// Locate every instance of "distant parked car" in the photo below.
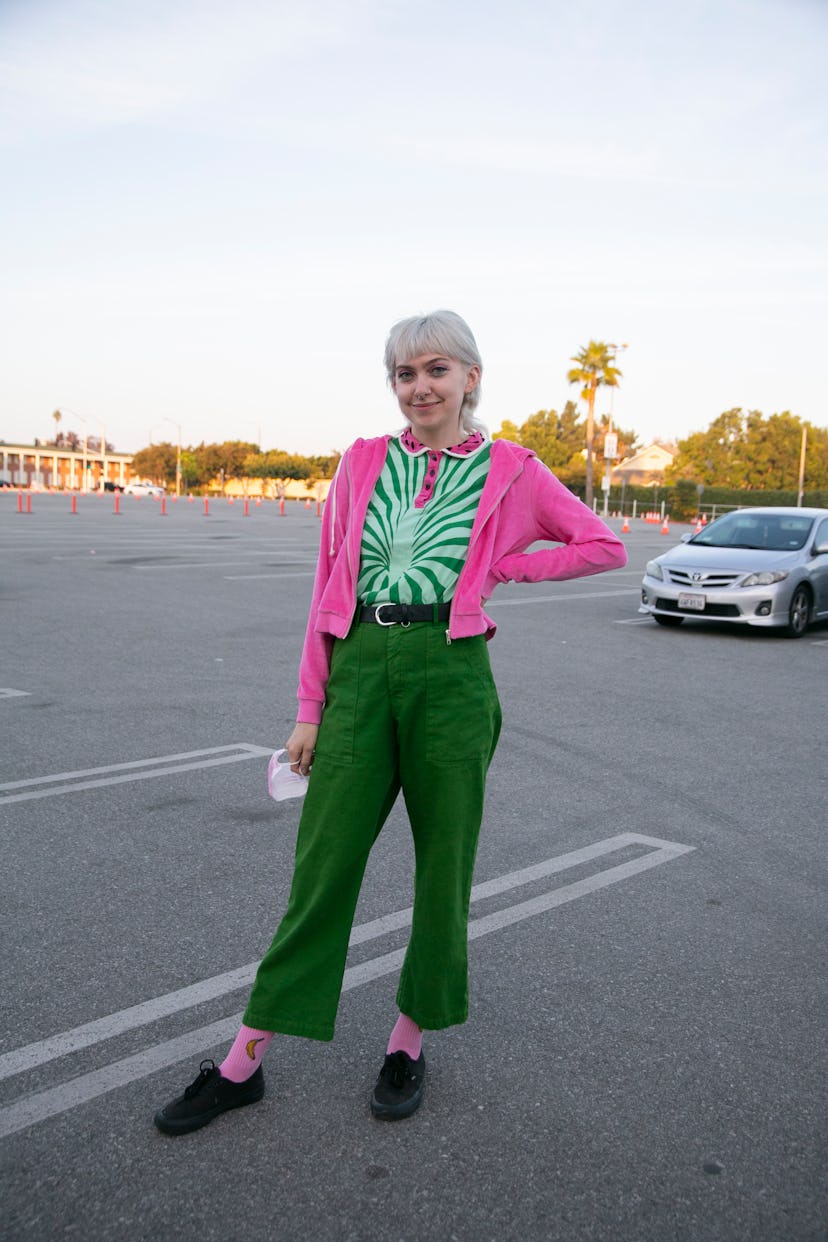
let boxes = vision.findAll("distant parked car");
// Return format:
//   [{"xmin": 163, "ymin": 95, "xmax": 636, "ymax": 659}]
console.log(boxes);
[
  {"xmin": 125, "ymin": 481, "xmax": 165, "ymax": 498},
  {"xmin": 640, "ymin": 507, "xmax": 828, "ymax": 638}
]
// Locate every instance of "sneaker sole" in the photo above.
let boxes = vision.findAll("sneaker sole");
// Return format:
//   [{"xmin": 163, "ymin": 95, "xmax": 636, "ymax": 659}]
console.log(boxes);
[
  {"xmin": 154, "ymin": 1082, "xmax": 265, "ymax": 1136},
  {"xmin": 370, "ymin": 1084, "xmax": 424, "ymax": 1121}
]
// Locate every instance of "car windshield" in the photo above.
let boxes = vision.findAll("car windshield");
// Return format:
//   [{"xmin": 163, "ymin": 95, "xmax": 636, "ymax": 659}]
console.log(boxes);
[{"xmin": 691, "ymin": 512, "xmax": 812, "ymax": 551}]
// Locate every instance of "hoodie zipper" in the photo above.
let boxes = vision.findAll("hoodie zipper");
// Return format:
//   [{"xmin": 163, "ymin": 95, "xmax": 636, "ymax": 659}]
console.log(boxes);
[
  {"xmin": 445, "ymin": 458, "xmax": 525, "ymax": 644},
  {"xmin": 344, "ymin": 453, "xmax": 358, "ymax": 631}
]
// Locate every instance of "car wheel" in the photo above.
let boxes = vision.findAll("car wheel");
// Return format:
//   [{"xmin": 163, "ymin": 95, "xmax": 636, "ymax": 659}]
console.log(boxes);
[
  {"xmin": 654, "ymin": 614, "xmax": 684, "ymax": 627},
  {"xmin": 785, "ymin": 585, "xmax": 811, "ymax": 638}
]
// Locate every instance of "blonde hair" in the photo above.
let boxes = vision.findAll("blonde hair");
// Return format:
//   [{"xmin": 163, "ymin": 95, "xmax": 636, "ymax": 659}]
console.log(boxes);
[{"xmin": 384, "ymin": 309, "xmax": 486, "ymax": 434}]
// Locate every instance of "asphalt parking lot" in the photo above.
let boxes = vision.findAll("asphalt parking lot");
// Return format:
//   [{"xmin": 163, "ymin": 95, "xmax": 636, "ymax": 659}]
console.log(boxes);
[{"xmin": 1, "ymin": 491, "xmax": 826, "ymax": 1242}]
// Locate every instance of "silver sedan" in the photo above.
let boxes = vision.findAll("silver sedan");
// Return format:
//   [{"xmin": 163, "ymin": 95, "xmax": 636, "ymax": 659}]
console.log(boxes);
[{"xmin": 639, "ymin": 507, "xmax": 828, "ymax": 637}]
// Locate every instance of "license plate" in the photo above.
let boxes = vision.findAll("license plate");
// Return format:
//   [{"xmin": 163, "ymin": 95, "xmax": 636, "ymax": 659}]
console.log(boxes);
[{"xmin": 678, "ymin": 592, "xmax": 706, "ymax": 611}]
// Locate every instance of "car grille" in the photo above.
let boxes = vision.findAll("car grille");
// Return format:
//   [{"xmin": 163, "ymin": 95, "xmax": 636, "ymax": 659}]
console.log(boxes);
[
  {"xmin": 666, "ymin": 568, "xmax": 742, "ymax": 588},
  {"xmin": 656, "ymin": 597, "xmax": 741, "ymax": 618}
]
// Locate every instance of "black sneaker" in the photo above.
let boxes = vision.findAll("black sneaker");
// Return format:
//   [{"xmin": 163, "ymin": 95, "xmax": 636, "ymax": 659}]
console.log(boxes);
[
  {"xmin": 370, "ymin": 1050, "xmax": 426, "ymax": 1120},
  {"xmin": 154, "ymin": 1059, "xmax": 265, "ymax": 1135}
]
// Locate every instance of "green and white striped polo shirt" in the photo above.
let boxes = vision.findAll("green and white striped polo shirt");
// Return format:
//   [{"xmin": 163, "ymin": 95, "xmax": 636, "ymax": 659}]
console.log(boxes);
[{"xmin": 356, "ymin": 430, "xmax": 491, "ymax": 606}]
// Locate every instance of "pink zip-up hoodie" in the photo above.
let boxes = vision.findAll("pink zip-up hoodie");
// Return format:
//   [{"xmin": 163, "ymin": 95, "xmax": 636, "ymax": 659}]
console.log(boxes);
[{"xmin": 296, "ymin": 436, "xmax": 627, "ymax": 723}]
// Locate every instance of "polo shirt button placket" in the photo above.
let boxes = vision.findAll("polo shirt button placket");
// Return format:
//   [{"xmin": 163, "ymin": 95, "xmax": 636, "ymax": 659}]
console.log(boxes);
[{"xmin": 415, "ymin": 451, "xmax": 442, "ymax": 508}]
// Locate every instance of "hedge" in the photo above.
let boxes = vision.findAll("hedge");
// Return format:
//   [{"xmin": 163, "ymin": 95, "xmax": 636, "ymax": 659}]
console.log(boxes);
[{"xmin": 576, "ymin": 479, "xmax": 828, "ymax": 520}]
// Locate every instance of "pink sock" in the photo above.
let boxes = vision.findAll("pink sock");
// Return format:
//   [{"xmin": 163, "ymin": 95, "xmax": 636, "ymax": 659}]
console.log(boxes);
[
  {"xmin": 386, "ymin": 1013, "xmax": 423, "ymax": 1061},
  {"xmin": 219, "ymin": 1024, "xmax": 274, "ymax": 1083}
]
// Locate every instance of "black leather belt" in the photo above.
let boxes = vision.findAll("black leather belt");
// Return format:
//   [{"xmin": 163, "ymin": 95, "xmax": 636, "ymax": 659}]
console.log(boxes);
[{"xmin": 359, "ymin": 602, "xmax": 451, "ymax": 626}]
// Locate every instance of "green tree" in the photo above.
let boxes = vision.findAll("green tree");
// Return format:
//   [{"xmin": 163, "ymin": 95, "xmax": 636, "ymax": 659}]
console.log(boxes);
[
  {"xmin": 243, "ymin": 450, "xmax": 313, "ymax": 497},
  {"xmin": 667, "ymin": 409, "xmax": 746, "ymax": 487},
  {"xmin": 669, "ymin": 409, "xmax": 828, "ymax": 492},
  {"xmin": 192, "ymin": 441, "xmax": 259, "ymax": 492},
  {"xmin": 804, "ymin": 423, "xmax": 828, "ymax": 489},
  {"xmin": 192, "ymin": 443, "xmax": 224, "ymax": 486},
  {"xmin": 556, "ymin": 400, "xmax": 586, "ymax": 454},
  {"xmin": 492, "ymin": 419, "xmax": 521, "ymax": 442},
  {"xmin": 555, "ymin": 452, "xmax": 589, "ymax": 491},
  {"xmin": 743, "ymin": 410, "xmax": 828, "ymax": 489},
  {"xmin": 51, "ymin": 409, "xmax": 62, "ymax": 444},
  {"xmin": 131, "ymin": 442, "xmax": 179, "ymax": 485},
  {"xmin": 217, "ymin": 440, "xmax": 260, "ymax": 479},
  {"xmin": 179, "ymin": 450, "xmax": 202, "ymax": 490},
  {"xmin": 516, "ymin": 411, "xmax": 573, "ymax": 467},
  {"xmin": 567, "ymin": 342, "xmax": 623, "ymax": 507},
  {"xmin": 492, "ymin": 402, "xmax": 593, "ymax": 473},
  {"xmin": 307, "ymin": 451, "xmax": 342, "ymax": 478}
]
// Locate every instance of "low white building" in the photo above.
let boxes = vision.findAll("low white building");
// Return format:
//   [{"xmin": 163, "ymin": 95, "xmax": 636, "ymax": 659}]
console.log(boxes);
[
  {"xmin": 0, "ymin": 442, "xmax": 133, "ymax": 490},
  {"xmin": 611, "ymin": 441, "xmax": 676, "ymax": 486}
]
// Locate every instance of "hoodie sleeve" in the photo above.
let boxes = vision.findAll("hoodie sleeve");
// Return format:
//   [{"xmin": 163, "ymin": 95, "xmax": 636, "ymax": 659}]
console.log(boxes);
[
  {"xmin": 489, "ymin": 456, "xmax": 627, "ymax": 584},
  {"xmin": 295, "ymin": 452, "xmax": 349, "ymax": 723}
]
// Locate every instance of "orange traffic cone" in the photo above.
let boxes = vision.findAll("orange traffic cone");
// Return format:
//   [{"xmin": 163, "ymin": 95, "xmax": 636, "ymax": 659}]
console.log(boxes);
[
  {"xmin": 661, "ymin": 517, "xmax": 670, "ymax": 535},
  {"xmin": 701, "ymin": 513, "xmax": 707, "ymax": 525},
  {"xmin": 306, "ymin": 498, "xmax": 311, "ymax": 509},
  {"xmin": 622, "ymin": 516, "xmax": 630, "ymax": 533},
  {"xmin": 694, "ymin": 518, "xmax": 703, "ymax": 533}
]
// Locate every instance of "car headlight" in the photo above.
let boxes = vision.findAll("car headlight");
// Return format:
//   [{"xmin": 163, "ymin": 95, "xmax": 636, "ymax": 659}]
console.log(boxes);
[
  {"xmin": 740, "ymin": 570, "xmax": 789, "ymax": 587},
  {"xmin": 645, "ymin": 560, "xmax": 664, "ymax": 581}
]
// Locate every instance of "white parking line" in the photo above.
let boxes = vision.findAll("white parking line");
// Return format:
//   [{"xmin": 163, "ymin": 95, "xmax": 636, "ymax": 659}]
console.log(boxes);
[
  {"xmin": 0, "ymin": 688, "xmax": 31, "ymax": 699},
  {"xmin": 0, "ymin": 833, "xmax": 666, "ymax": 1078},
  {"xmin": 0, "ymin": 832, "xmax": 694, "ymax": 1138},
  {"xmin": 488, "ymin": 589, "xmax": 637, "ymax": 607},
  {"xmin": 224, "ymin": 571, "xmax": 317, "ymax": 581},
  {"xmin": 131, "ymin": 561, "xmax": 267, "ymax": 571},
  {"xmin": 0, "ymin": 744, "xmax": 272, "ymax": 805},
  {"xmin": 46, "ymin": 539, "xmax": 312, "ymax": 559}
]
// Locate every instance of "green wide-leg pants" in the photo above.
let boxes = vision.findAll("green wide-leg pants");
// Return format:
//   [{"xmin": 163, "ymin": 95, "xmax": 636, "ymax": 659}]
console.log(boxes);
[{"xmin": 243, "ymin": 620, "xmax": 502, "ymax": 1041}]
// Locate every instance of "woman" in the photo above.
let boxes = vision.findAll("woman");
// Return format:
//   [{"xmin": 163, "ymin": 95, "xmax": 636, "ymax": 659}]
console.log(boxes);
[{"xmin": 154, "ymin": 310, "xmax": 627, "ymax": 1134}]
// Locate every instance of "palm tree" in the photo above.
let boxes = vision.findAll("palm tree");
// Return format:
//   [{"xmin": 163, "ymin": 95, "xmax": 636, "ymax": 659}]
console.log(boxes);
[
  {"xmin": 567, "ymin": 342, "xmax": 623, "ymax": 508},
  {"xmin": 51, "ymin": 409, "xmax": 62, "ymax": 444}
]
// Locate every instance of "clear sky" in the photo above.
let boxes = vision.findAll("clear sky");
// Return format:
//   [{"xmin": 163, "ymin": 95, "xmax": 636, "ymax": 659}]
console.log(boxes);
[{"xmin": 1, "ymin": 0, "xmax": 826, "ymax": 457}]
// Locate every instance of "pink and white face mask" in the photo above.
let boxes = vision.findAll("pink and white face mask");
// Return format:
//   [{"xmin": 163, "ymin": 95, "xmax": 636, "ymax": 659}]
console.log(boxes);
[{"xmin": 267, "ymin": 749, "xmax": 309, "ymax": 802}]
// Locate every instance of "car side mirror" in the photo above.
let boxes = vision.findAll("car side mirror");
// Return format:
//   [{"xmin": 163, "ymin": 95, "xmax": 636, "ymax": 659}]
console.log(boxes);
[
  {"xmin": 680, "ymin": 533, "xmax": 692, "ymax": 543},
  {"xmin": 812, "ymin": 540, "xmax": 828, "ymax": 556}
]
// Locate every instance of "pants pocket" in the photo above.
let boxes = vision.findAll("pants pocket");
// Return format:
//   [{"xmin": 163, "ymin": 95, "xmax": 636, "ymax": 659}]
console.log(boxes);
[
  {"xmin": 424, "ymin": 631, "xmax": 501, "ymax": 767},
  {"xmin": 313, "ymin": 631, "xmax": 360, "ymax": 765}
]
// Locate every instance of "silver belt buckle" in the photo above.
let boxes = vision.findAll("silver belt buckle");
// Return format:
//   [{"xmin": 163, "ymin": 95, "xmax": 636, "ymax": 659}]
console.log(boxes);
[{"xmin": 374, "ymin": 603, "xmax": 398, "ymax": 627}]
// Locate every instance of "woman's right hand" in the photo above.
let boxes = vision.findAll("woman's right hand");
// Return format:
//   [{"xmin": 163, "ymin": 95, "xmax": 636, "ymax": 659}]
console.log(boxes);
[{"xmin": 285, "ymin": 722, "xmax": 319, "ymax": 777}]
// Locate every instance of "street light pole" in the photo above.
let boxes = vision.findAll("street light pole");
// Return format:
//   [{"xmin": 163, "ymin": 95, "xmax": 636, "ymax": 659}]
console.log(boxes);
[
  {"xmin": 602, "ymin": 344, "xmax": 628, "ymax": 517},
  {"xmin": 797, "ymin": 425, "xmax": 807, "ymax": 507}
]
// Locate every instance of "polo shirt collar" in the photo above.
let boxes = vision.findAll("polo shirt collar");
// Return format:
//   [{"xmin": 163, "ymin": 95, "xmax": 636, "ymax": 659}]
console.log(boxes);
[{"xmin": 398, "ymin": 426, "xmax": 487, "ymax": 459}]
